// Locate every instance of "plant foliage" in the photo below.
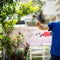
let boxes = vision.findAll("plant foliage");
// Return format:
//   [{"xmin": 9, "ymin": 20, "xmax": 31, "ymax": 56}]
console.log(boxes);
[{"xmin": 0, "ymin": 0, "xmax": 39, "ymax": 60}]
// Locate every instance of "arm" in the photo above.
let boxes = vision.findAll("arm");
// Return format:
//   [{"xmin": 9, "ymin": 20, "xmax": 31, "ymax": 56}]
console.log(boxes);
[{"xmin": 36, "ymin": 21, "xmax": 49, "ymax": 30}]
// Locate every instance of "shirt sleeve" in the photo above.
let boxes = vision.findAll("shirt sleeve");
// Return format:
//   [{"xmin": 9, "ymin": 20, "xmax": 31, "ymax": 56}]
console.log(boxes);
[{"xmin": 48, "ymin": 22, "xmax": 56, "ymax": 31}]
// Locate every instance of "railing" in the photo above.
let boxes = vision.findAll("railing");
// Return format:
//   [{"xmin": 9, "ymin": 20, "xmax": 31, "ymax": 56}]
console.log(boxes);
[{"xmin": 29, "ymin": 45, "xmax": 51, "ymax": 60}]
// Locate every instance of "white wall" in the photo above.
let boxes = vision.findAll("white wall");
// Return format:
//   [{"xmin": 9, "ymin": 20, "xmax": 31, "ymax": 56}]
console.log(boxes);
[
  {"xmin": 56, "ymin": 15, "xmax": 60, "ymax": 21},
  {"xmin": 42, "ymin": 1, "xmax": 56, "ymax": 16}
]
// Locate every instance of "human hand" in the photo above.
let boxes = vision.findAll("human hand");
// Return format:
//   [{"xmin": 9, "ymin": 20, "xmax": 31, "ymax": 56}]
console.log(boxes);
[{"xmin": 35, "ymin": 21, "xmax": 41, "ymax": 26}]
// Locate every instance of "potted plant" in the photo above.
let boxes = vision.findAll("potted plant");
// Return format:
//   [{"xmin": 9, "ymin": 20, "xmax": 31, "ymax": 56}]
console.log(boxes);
[
  {"xmin": 16, "ymin": 48, "xmax": 24, "ymax": 56},
  {"xmin": 11, "ymin": 47, "xmax": 25, "ymax": 60}
]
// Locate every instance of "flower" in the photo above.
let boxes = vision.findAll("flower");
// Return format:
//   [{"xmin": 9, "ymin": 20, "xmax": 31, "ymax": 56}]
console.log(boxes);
[{"xmin": 14, "ymin": 37, "xmax": 18, "ymax": 41}]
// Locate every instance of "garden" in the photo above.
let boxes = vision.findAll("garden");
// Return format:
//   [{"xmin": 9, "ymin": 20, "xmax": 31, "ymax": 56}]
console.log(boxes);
[{"xmin": 0, "ymin": 0, "xmax": 50, "ymax": 60}]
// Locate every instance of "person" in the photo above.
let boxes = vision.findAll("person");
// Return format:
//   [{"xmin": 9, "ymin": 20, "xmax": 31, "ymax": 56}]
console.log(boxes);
[{"xmin": 36, "ymin": 18, "xmax": 60, "ymax": 60}]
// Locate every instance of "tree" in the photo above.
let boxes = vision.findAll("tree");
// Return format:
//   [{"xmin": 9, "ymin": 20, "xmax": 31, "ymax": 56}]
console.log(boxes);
[
  {"xmin": 0, "ymin": 0, "xmax": 13, "ymax": 13},
  {"xmin": 0, "ymin": 0, "xmax": 39, "ymax": 60}
]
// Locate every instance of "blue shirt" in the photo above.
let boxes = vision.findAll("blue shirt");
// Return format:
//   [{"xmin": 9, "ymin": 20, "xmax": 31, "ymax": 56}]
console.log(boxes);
[{"xmin": 48, "ymin": 22, "xmax": 60, "ymax": 56}]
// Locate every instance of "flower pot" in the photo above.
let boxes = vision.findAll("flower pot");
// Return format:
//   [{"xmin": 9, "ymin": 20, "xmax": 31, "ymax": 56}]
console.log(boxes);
[{"xmin": 11, "ymin": 53, "xmax": 25, "ymax": 60}]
